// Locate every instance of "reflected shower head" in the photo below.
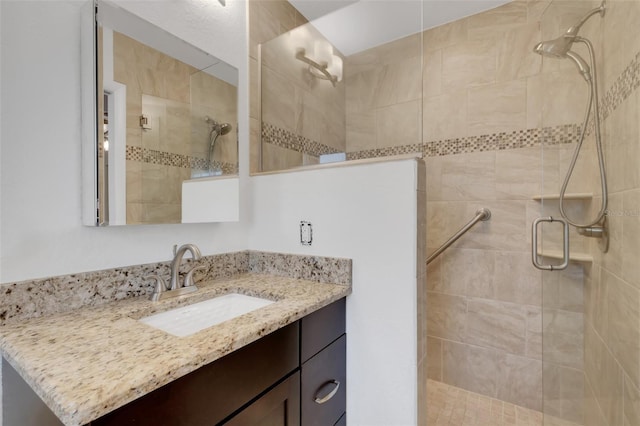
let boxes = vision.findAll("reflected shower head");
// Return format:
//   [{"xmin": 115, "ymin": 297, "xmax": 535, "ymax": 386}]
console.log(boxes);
[
  {"xmin": 218, "ymin": 123, "xmax": 232, "ymax": 135},
  {"xmin": 205, "ymin": 117, "xmax": 233, "ymax": 136}
]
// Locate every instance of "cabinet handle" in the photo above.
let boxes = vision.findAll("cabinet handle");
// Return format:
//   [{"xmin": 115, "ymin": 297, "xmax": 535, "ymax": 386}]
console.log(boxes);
[{"xmin": 314, "ymin": 380, "xmax": 340, "ymax": 404}]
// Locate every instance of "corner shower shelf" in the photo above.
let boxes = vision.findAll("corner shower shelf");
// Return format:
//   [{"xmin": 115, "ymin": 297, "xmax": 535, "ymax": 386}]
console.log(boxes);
[
  {"xmin": 532, "ymin": 193, "xmax": 593, "ymax": 201},
  {"xmin": 536, "ymin": 249, "xmax": 593, "ymax": 263}
]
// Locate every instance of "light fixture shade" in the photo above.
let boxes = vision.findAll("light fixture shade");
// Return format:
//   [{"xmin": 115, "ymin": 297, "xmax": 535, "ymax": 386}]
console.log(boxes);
[
  {"xmin": 313, "ymin": 40, "xmax": 332, "ymax": 64},
  {"xmin": 329, "ymin": 55, "xmax": 343, "ymax": 82}
]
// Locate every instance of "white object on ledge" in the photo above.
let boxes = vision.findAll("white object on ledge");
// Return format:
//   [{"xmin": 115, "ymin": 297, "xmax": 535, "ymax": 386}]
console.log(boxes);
[
  {"xmin": 182, "ymin": 176, "xmax": 239, "ymax": 223},
  {"xmin": 319, "ymin": 152, "xmax": 346, "ymax": 164}
]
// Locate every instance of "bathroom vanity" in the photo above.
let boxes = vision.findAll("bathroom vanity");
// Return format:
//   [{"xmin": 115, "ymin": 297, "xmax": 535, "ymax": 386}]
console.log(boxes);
[
  {"xmin": 92, "ymin": 299, "xmax": 346, "ymax": 425},
  {"xmin": 0, "ymin": 274, "xmax": 350, "ymax": 426}
]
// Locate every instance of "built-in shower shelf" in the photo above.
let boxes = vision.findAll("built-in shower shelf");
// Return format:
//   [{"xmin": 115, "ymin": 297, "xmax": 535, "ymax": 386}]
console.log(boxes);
[
  {"xmin": 532, "ymin": 193, "xmax": 593, "ymax": 201},
  {"xmin": 536, "ymin": 250, "xmax": 593, "ymax": 263}
]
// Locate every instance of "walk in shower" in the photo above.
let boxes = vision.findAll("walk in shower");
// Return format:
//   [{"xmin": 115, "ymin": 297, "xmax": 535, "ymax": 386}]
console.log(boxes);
[
  {"xmin": 536, "ymin": 1, "xmax": 640, "ymax": 425},
  {"xmin": 250, "ymin": 0, "xmax": 640, "ymax": 424}
]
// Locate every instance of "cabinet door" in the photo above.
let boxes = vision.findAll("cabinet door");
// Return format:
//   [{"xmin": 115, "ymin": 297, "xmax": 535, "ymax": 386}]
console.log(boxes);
[
  {"xmin": 223, "ymin": 372, "xmax": 300, "ymax": 426},
  {"xmin": 92, "ymin": 323, "xmax": 299, "ymax": 426},
  {"xmin": 301, "ymin": 334, "xmax": 346, "ymax": 426}
]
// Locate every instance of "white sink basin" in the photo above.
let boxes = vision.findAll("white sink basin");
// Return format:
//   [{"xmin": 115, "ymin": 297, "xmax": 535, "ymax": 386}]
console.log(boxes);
[{"xmin": 139, "ymin": 293, "xmax": 275, "ymax": 337}]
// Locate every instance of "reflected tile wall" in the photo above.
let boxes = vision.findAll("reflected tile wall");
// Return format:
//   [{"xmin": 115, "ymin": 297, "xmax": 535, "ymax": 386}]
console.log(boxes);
[{"xmin": 114, "ymin": 32, "xmax": 237, "ymax": 224}]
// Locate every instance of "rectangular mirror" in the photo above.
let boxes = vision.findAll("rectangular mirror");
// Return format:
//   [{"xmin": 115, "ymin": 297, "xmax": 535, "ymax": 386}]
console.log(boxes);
[{"xmin": 83, "ymin": 0, "xmax": 239, "ymax": 226}]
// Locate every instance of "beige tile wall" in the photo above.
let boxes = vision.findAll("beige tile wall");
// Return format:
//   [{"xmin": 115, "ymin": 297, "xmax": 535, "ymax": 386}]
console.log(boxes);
[
  {"xmin": 346, "ymin": 34, "xmax": 423, "ymax": 151},
  {"xmin": 341, "ymin": 0, "xmax": 616, "ymax": 417},
  {"xmin": 580, "ymin": 1, "xmax": 640, "ymax": 425},
  {"xmin": 420, "ymin": 2, "xmax": 551, "ymax": 413}
]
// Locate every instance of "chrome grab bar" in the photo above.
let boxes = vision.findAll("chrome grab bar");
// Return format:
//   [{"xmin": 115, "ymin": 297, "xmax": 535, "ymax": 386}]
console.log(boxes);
[{"xmin": 426, "ymin": 208, "xmax": 491, "ymax": 265}]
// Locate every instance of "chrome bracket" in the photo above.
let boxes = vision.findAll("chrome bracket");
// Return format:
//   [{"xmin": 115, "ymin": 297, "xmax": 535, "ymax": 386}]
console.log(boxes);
[
  {"xmin": 577, "ymin": 216, "xmax": 609, "ymax": 253},
  {"xmin": 532, "ymin": 216, "xmax": 570, "ymax": 271}
]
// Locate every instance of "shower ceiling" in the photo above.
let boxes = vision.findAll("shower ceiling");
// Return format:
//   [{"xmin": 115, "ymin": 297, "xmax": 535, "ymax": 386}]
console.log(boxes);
[{"xmin": 288, "ymin": 0, "xmax": 513, "ymax": 55}]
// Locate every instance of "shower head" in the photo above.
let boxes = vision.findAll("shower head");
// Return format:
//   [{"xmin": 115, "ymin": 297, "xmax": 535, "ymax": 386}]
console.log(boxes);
[
  {"xmin": 533, "ymin": 2, "xmax": 604, "ymax": 81},
  {"xmin": 533, "ymin": 1, "xmax": 605, "ymax": 57},
  {"xmin": 205, "ymin": 117, "xmax": 233, "ymax": 136},
  {"xmin": 533, "ymin": 37, "xmax": 592, "ymax": 81},
  {"xmin": 533, "ymin": 36, "xmax": 574, "ymax": 58}
]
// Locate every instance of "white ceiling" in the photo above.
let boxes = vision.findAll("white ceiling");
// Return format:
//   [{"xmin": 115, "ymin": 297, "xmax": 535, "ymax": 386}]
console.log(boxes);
[{"xmin": 288, "ymin": 0, "xmax": 513, "ymax": 56}]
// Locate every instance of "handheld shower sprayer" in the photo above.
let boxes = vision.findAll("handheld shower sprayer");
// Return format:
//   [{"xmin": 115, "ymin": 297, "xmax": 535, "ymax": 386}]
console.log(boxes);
[
  {"xmin": 532, "ymin": 1, "xmax": 608, "ymax": 242},
  {"xmin": 205, "ymin": 117, "xmax": 233, "ymax": 173}
]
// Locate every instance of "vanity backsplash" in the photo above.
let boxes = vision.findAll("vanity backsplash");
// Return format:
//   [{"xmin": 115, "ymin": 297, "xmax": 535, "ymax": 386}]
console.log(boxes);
[{"xmin": 0, "ymin": 251, "xmax": 352, "ymax": 326}]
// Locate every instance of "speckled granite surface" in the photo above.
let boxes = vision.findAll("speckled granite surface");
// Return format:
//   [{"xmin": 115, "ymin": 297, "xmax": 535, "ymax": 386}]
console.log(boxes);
[
  {"xmin": 0, "ymin": 251, "xmax": 351, "ymax": 326},
  {"xmin": 0, "ymin": 273, "xmax": 351, "ymax": 426},
  {"xmin": 248, "ymin": 251, "xmax": 352, "ymax": 285}
]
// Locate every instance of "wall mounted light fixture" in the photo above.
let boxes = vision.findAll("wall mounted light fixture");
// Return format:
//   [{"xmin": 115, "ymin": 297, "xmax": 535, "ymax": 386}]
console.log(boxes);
[{"xmin": 295, "ymin": 44, "xmax": 343, "ymax": 87}]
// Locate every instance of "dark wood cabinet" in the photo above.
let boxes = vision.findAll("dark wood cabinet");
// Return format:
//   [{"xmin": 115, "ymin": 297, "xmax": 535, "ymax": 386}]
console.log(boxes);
[
  {"xmin": 300, "ymin": 298, "xmax": 346, "ymax": 363},
  {"xmin": 224, "ymin": 372, "xmax": 300, "ymax": 426},
  {"xmin": 301, "ymin": 335, "xmax": 346, "ymax": 426},
  {"xmin": 6, "ymin": 298, "xmax": 347, "ymax": 426},
  {"xmin": 92, "ymin": 323, "xmax": 300, "ymax": 426}
]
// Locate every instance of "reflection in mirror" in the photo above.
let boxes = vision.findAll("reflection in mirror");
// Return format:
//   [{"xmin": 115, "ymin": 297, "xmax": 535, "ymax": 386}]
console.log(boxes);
[
  {"xmin": 256, "ymin": 1, "xmax": 425, "ymax": 173},
  {"xmin": 92, "ymin": 1, "xmax": 238, "ymax": 226},
  {"xmin": 260, "ymin": 23, "xmax": 346, "ymax": 172}
]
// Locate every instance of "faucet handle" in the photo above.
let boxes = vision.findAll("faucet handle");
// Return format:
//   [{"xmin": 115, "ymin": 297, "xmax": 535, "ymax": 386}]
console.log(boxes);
[
  {"xmin": 145, "ymin": 274, "xmax": 168, "ymax": 301},
  {"xmin": 184, "ymin": 266, "xmax": 206, "ymax": 288}
]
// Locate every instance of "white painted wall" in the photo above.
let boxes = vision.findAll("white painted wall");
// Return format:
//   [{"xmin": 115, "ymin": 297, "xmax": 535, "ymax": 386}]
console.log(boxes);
[
  {"xmin": 0, "ymin": 0, "xmax": 249, "ymax": 283},
  {"xmin": 1, "ymin": 2, "xmax": 421, "ymax": 424},
  {"xmin": 249, "ymin": 159, "xmax": 420, "ymax": 425}
]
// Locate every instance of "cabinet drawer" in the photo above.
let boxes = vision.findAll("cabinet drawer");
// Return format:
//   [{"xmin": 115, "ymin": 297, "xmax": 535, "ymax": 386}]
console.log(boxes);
[
  {"xmin": 301, "ymin": 334, "xmax": 346, "ymax": 426},
  {"xmin": 301, "ymin": 298, "xmax": 345, "ymax": 362}
]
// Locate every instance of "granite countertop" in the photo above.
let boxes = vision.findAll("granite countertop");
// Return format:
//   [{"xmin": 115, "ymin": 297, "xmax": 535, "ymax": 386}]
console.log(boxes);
[{"xmin": 0, "ymin": 273, "xmax": 351, "ymax": 426}]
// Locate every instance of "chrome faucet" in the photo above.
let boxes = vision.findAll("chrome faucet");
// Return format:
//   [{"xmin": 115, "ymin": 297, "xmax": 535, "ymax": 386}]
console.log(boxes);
[{"xmin": 169, "ymin": 244, "xmax": 202, "ymax": 290}]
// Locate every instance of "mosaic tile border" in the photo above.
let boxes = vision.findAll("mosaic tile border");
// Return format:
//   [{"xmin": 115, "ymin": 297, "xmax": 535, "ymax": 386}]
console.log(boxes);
[
  {"xmin": 0, "ymin": 251, "xmax": 352, "ymax": 326},
  {"xmin": 601, "ymin": 50, "xmax": 640, "ymax": 122},
  {"xmin": 262, "ymin": 122, "xmax": 342, "ymax": 157},
  {"xmin": 348, "ymin": 49, "xmax": 640, "ymax": 161},
  {"xmin": 126, "ymin": 145, "xmax": 239, "ymax": 175},
  {"xmin": 346, "ymin": 124, "xmax": 582, "ymax": 160}
]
